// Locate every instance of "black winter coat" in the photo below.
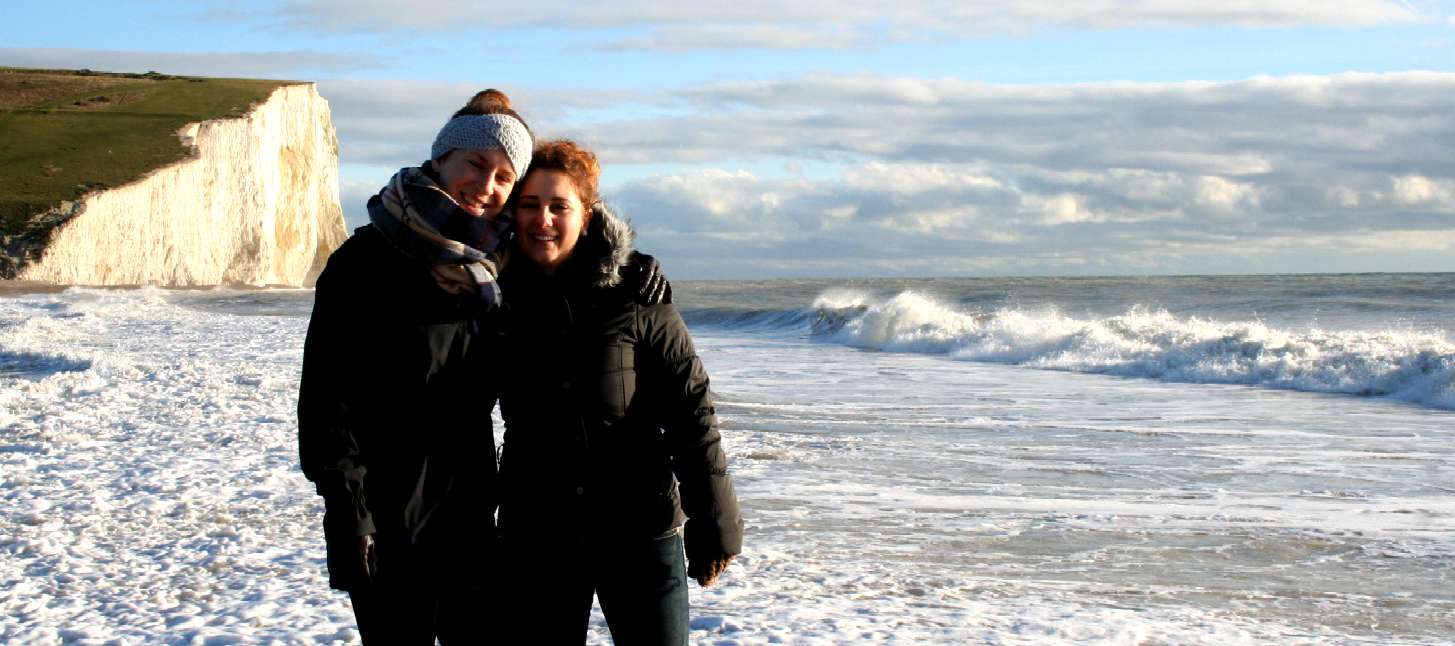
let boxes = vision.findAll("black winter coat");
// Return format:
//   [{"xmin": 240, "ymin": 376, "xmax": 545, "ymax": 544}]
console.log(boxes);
[
  {"xmin": 298, "ymin": 223, "xmax": 500, "ymax": 591},
  {"xmin": 495, "ymin": 205, "xmax": 743, "ymax": 566}
]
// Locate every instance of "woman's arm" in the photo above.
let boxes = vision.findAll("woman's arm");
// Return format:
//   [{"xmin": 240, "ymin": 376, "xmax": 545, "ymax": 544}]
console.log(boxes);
[
  {"xmin": 642, "ymin": 303, "xmax": 744, "ymax": 584},
  {"xmin": 297, "ymin": 259, "xmax": 377, "ymax": 589}
]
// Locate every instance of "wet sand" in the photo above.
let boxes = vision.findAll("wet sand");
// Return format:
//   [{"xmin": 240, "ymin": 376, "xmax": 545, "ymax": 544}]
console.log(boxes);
[{"xmin": 0, "ymin": 281, "xmax": 67, "ymax": 296}]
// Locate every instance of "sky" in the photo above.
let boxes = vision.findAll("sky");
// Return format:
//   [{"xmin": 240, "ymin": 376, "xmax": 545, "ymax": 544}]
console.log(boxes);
[{"xmin": 4, "ymin": 1, "xmax": 1455, "ymax": 278}]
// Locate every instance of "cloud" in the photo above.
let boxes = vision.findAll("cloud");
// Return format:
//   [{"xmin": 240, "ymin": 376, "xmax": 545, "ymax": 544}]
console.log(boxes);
[
  {"xmin": 594, "ymin": 73, "xmax": 1455, "ymax": 178},
  {"xmin": 595, "ymin": 25, "xmax": 870, "ymax": 52},
  {"xmin": 255, "ymin": 1, "xmax": 1427, "ymax": 51},
  {"xmin": 34, "ymin": 63, "xmax": 1422, "ymax": 276},
  {"xmin": 316, "ymin": 71, "xmax": 1455, "ymax": 276},
  {"xmin": 0, "ymin": 47, "xmax": 382, "ymax": 78},
  {"xmin": 316, "ymin": 79, "xmax": 641, "ymax": 167},
  {"xmin": 843, "ymin": 163, "xmax": 1003, "ymax": 194},
  {"xmin": 338, "ymin": 178, "xmax": 382, "ymax": 229},
  {"xmin": 1016, "ymin": 0, "xmax": 1421, "ymax": 29},
  {"xmin": 571, "ymin": 72, "xmax": 1455, "ymax": 276},
  {"xmin": 1391, "ymin": 174, "xmax": 1455, "ymax": 207}
]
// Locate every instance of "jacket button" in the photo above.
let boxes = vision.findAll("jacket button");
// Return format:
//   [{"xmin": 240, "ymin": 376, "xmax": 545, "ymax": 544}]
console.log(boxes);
[
  {"xmin": 575, "ymin": 486, "xmax": 585, "ymax": 496},
  {"xmin": 561, "ymin": 381, "xmax": 572, "ymax": 391}
]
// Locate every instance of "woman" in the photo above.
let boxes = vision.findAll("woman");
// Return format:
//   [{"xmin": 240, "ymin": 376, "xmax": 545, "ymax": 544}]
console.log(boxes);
[
  {"xmin": 496, "ymin": 139, "xmax": 743, "ymax": 645},
  {"xmin": 297, "ymin": 93, "xmax": 663, "ymax": 643}
]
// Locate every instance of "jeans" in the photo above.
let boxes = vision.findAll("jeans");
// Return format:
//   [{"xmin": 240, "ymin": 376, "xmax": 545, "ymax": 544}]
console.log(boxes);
[
  {"xmin": 503, "ymin": 530, "xmax": 689, "ymax": 645},
  {"xmin": 349, "ymin": 579, "xmax": 488, "ymax": 645},
  {"xmin": 344, "ymin": 535, "xmax": 498, "ymax": 646}
]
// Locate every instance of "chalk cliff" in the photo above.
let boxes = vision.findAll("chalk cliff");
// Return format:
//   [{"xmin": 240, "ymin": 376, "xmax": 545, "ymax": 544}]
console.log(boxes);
[{"xmin": 14, "ymin": 84, "xmax": 346, "ymax": 286}]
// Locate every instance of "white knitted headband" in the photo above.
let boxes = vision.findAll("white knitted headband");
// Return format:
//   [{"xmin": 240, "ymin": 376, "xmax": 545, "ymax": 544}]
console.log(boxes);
[{"xmin": 430, "ymin": 114, "xmax": 533, "ymax": 179}]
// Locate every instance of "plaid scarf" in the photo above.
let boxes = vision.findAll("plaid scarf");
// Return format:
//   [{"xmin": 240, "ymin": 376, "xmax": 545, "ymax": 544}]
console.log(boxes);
[{"xmin": 367, "ymin": 166, "xmax": 511, "ymax": 306}]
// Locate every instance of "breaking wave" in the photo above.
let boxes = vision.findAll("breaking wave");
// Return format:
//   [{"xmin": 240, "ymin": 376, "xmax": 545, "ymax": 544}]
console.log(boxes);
[{"xmin": 688, "ymin": 288, "xmax": 1455, "ymax": 410}]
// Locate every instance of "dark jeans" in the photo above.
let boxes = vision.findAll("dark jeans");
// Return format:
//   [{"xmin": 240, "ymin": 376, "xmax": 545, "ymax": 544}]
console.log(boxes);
[
  {"xmin": 503, "ymin": 530, "xmax": 689, "ymax": 645},
  {"xmin": 348, "ymin": 575, "xmax": 490, "ymax": 645},
  {"xmin": 346, "ymin": 541, "xmax": 494, "ymax": 646}
]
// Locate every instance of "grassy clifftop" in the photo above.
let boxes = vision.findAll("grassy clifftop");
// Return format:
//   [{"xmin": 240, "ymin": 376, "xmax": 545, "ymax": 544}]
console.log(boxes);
[{"xmin": 0, "ymin": 67, "xmax": 294, "ymax": 236}]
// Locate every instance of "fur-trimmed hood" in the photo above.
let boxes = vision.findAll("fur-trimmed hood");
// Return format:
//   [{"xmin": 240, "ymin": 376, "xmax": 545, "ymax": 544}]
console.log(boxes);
[{"xmin": 573, "ymin": 201, "xmax": 636, "ymax": 289}]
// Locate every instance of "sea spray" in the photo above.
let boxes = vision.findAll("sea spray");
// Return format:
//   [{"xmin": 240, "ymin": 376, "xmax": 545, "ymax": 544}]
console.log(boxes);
[{"xmin": 804, "ymin": 291, "xmax": 1455, "ymax": 409}]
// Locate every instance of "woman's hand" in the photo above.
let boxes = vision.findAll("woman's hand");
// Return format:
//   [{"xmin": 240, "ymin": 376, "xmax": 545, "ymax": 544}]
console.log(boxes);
[
  {"xmin": 358, "ymin": 534, "xmax": 378, "ymax": 582},
  {"xmin": 630, "ymin": 253, "xmax": 672, "ymax": 305},
  {"xmin": 688, "ymin": 553, "xmax": 734, "ymax": 587}
]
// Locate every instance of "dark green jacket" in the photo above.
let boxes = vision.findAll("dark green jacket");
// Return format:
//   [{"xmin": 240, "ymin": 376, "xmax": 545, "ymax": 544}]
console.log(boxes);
[{"xmin": 496, "ymin": 204, "xmax": 743, "ymax": 566}]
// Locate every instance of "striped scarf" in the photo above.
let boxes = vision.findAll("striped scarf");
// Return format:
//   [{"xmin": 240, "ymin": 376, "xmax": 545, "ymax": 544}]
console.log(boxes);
[{"xmin": 367, "ymin": 166, "xmax": 510, "ymax": 307}]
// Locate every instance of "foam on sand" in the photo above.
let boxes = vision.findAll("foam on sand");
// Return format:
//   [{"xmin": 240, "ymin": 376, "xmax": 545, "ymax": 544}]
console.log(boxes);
[{"xmin": 3, "ymin": 287, "xmax": 1452, "ymax": 644}]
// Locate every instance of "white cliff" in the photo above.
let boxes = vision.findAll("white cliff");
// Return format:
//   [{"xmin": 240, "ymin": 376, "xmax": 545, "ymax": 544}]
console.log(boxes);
[{"xmin": 17, "ymin": 84, "xmax": 347, "ymax": 286}]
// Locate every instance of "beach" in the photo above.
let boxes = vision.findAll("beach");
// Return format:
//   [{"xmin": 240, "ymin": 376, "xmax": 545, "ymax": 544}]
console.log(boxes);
[{"xmin": 1, "ymin": 275, "xmax": 1452, "ymax": 644}]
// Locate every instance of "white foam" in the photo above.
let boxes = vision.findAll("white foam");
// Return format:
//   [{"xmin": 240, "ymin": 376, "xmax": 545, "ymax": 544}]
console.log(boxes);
[
  {"xmin": 811, "ymin": 288, "xmax": 876, "ymax": 311},
  {"xmin": 820, "ymin": 293, "xmax": 1455, "ymax": 409},
  {"xmin": 3, "ymin": 288, "xmax": 1452, "ymax": 644}
]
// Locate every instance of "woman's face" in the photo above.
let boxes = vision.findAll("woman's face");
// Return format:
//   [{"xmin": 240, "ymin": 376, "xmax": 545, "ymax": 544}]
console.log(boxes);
[
  {"xmin": 434, "ymin": 148, "xmax": 516, "ymax": 218},
  {"xmin": 513, "ymin": 170, "xmax": 590, "ymax": 273}
]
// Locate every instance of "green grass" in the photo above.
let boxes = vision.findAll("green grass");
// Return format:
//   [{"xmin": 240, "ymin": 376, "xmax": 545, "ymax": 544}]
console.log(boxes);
[{"xmin": 0, "ymin": 67, "xmax": 296, "ymax": 236}]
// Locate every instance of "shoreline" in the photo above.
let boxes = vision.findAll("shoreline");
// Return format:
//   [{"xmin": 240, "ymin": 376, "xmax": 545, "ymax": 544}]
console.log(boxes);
[
  {"xmin": 0, "ymin": 281, "xmax": 310, "ymax": 296},
  {"xmin": 0, "ymin": 281, "xmax": 68, "ymax": 296}
]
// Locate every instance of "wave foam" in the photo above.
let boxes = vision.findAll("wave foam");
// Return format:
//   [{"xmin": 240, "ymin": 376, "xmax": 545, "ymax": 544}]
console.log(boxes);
[{"xmin": 812, "ymin": 291, "xmax": 1455, "ymax": 409}]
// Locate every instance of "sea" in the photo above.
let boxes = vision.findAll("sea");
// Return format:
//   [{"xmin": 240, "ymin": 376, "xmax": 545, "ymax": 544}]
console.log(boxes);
[{"xmin": 1, "ymin": 273, "xmax": 1452, "ymax": 644}]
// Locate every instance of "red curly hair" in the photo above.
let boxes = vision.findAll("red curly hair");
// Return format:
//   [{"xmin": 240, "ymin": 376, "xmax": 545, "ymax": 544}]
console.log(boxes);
[{"xmin": 525, "ymin": 139, "xmax": 600, "ymax": 207}]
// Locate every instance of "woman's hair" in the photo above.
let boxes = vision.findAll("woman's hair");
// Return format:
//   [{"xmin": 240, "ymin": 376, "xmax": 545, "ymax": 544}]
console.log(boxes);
[{"xmin": 526, "ymin": 139, "xmax": 600, "ymax": 207}]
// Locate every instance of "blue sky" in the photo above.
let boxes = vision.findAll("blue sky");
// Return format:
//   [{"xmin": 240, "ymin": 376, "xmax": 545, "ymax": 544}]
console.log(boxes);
[{"xmin": 4, "ymin": 1, "xmax": 1455, "ymax": 278}]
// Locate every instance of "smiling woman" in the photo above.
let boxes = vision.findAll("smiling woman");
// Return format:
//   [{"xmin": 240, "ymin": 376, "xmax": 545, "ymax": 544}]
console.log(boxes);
[
  {"xmin": 511, "ymin": 140, "xmax": 601, "ymax": 272},
  {"xmin": 296, "ymin": 89, "xmax": 533, "ymax": 644},
  {"xmin": 434, "ymin": 147, "xmax": 515, "ymax": 218},
  {"xmin": 427, "ymin": 92, "xmax": 530, "ymax": 221},
  {"xmin": 495, "ymin": 139, "xmax": 743, "ymax": 645}
]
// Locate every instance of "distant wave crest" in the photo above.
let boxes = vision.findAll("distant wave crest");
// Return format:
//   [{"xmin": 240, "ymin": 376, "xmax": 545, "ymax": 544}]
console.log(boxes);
[{"xmin": 697, "ymin": 288, "xmax": 1455, "ymax": 409}]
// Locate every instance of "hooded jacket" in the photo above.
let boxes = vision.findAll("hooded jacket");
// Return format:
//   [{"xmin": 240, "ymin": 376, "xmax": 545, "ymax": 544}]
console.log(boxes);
[
  {"xmin": 496, "ymin": 203, "xmax": 744, "ymax": 566},
  {"xmin": 298, "ymin": 220, "xmax": 502, "ymax": 591}
]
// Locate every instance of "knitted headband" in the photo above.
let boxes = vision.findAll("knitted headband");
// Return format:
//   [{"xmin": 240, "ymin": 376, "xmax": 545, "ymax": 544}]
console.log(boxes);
[{"xmin": 430, "ymin": 114, "xmax": 533, "ymax": 179}]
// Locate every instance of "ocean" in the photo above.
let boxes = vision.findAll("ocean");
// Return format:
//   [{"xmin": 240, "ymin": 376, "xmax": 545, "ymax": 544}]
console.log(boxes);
[{"xmin": 1, "ymin": 274, "xmax": 1452, "ymax": 644}]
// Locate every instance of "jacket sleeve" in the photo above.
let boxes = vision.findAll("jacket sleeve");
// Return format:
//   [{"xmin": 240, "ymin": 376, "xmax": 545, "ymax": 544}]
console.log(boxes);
[
  {"xmin": 643, "ymin": 303, "xmax": 744, "ymax": 560},
  {"xmin": 297, "ymin": 259, "xmax": 376, "ymax": 542}
]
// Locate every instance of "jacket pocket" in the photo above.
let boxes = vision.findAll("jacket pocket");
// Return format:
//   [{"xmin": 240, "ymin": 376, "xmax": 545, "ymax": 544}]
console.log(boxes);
[{"xmin": 595, "ymin": 342, "xmax": 636, "ymax": 421}]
